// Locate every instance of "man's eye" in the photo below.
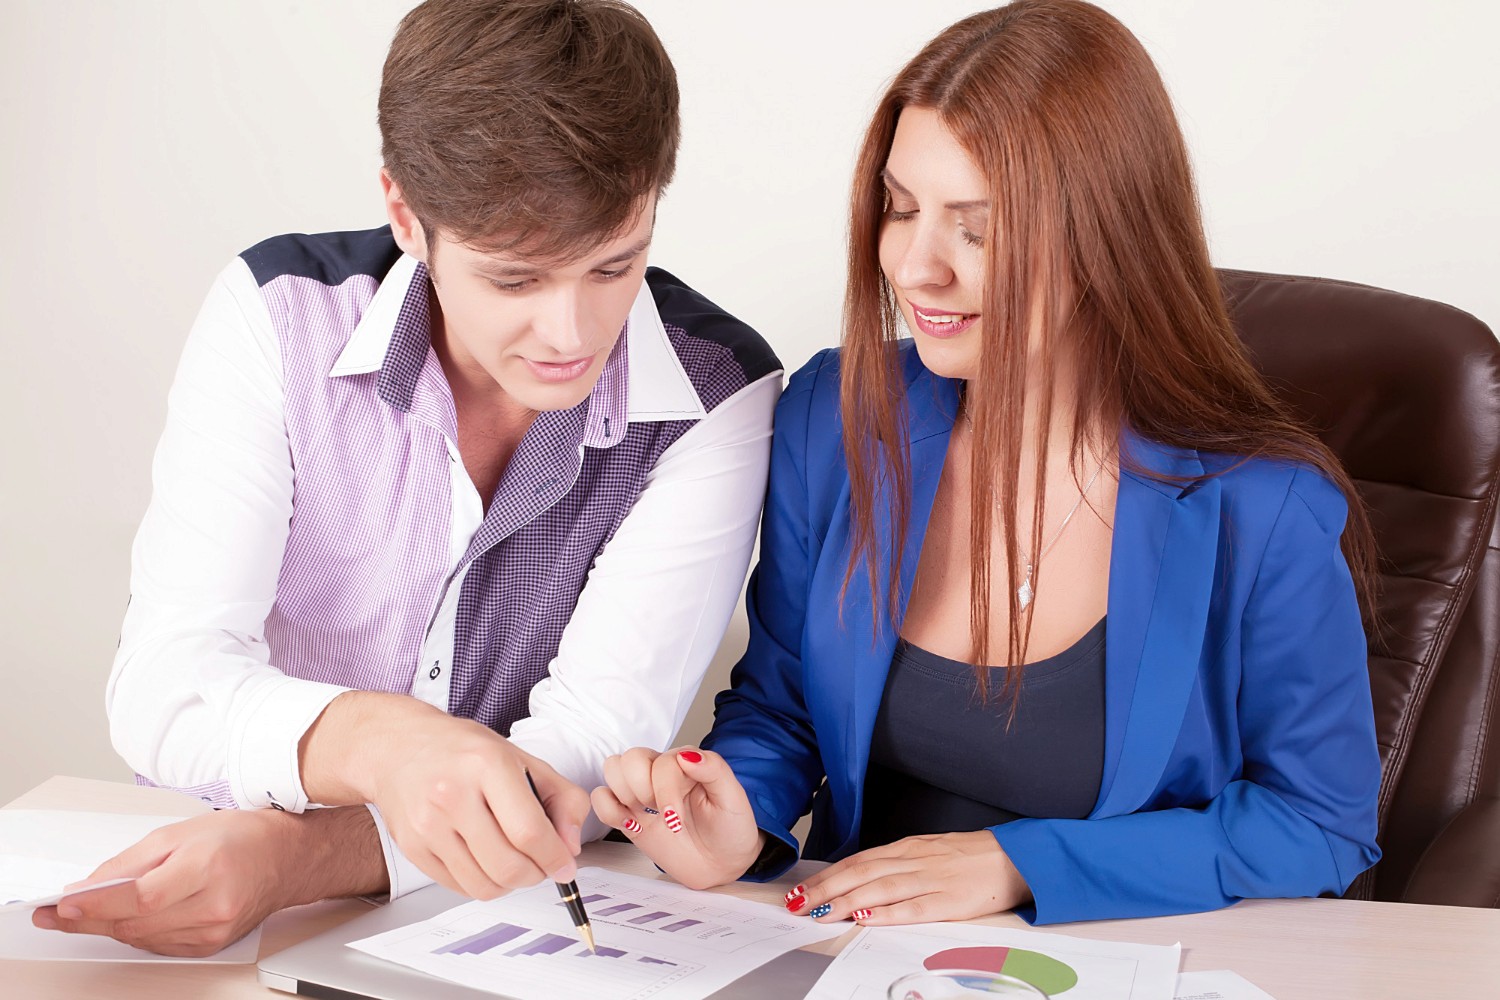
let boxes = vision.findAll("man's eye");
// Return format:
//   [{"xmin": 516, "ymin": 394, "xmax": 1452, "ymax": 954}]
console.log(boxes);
[
  {"xmin": 489, "ymin": 278, "xmax": 532, "ymax": 292},
  {"xmin": 595, "ymin": 263, "xmax": 636, "ymax": 282}
]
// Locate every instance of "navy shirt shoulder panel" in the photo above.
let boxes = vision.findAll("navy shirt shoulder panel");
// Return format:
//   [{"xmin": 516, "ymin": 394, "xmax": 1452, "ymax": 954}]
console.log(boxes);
[
  {"xmin": 241, "ymin": 226, "xmax": 403, "ymax": 289},
  {"xmin": 646, "ymin": 266, "xmax": 783, "ymax": 388}
]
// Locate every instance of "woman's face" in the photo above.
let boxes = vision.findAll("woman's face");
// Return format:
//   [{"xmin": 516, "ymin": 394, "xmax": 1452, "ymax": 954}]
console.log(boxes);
[{"xmin": 878, "ymin": 107, "xmax": 990, "ymax": 381}]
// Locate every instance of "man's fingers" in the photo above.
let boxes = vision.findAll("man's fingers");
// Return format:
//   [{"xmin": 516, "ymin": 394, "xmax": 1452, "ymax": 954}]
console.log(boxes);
[
  {"xmin": 66, "ymin": 828, "xmax": 175, "ymax": 890},
  {"xmin": 456, "ymin": 817, "xmax": 547, "ymax": 896},
  {"xmin": 532, "ymin": 765, "xmax": 590, "ymax": 855},
  {"xmin": 480, "ymin": 766, "xmax": 577, "ymax": 883},
  {"xmin": 59, "ymin": 838, "xmax": 198, "ymax": 922}
]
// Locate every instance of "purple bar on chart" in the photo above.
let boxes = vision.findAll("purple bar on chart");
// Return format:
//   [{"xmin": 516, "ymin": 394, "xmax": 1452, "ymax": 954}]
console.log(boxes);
[
  {"xmin": 435, "ymin": 922, "xmax": 528, "ymax": 956},
  {"xmin": 554, "ymin": 894, "xmax": 608, "ymax": 907},
  {"xmin": 584, "ymin": 946, "xmax": 629, "ymax": 958},
  {"xmin": 596, "ymin": 903, "xmax": 641, "ymax": 917},
  {"xmin": 638, "ymin": 957, "xmax": 678, "ymax": 966},
  {"xmin": 506, "ymin": 933, "xmax": 575, "ymax": 958},
  {"xmin": 661, "ymin": 919, "xmax": 702, "ymax": 933},
  {"xmin": 628, "ymin": 910, "xmax": 673, "ymax": 925}
]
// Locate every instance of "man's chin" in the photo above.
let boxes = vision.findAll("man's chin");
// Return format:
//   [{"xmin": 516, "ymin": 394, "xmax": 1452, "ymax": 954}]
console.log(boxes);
[{"xmin": 504, "ymin": 376, "xmax": 602, "ymax": 414}]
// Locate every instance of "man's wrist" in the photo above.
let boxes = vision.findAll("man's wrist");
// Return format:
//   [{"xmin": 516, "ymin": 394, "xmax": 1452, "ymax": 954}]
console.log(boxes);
[
  {"xmin": 267, "ymin": 805, "xmax": 390, "ymax": 908},
  {"xmin": 298, "ymin": 691, "xmax": 437, "ymax": 805}
]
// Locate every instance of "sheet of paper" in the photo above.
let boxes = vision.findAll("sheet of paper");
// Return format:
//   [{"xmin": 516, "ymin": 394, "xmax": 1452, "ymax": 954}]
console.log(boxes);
[
  {"xmin": 0, "ymin": 810, "xmax": 188, "ymax": 867},
  {"xmin": 0, "ymin": 858, "xmax": 136, "ymax": 912},
  {"xmin": 0, "ymin": 910, "xmax": 261, "ymax": 963},
  {"xmin": 807, "ymin": 923, "xmax": 1180, "ymax": 1000},
  {"xmin": 0, "ymin": 808, "xmax": 261, "ymax": 962},
  {"xmin": 1175, "ymin": 970, "xmax": 1276, "ymax": 1000},
  {"xmin": 348, "ymin": 867, "xmax": 847, "ymax": 999}
]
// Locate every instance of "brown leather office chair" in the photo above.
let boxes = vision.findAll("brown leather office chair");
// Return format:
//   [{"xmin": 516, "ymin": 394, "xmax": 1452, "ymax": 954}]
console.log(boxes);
[{"xmin": 1221, "ymin": 269, "xmax": 1500, "ymax": 907}]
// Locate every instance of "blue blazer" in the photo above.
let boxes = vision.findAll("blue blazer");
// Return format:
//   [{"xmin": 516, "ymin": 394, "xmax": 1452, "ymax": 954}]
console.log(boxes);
[{"xmin": 703, "ymin": 346, "xmax": 1382, "ymax": 924}]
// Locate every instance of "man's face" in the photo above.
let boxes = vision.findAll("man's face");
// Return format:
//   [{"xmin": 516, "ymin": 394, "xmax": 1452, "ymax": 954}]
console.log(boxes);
[{"xmin": 419, "ymin": 195, "xmax": 656, "ymax": 413}]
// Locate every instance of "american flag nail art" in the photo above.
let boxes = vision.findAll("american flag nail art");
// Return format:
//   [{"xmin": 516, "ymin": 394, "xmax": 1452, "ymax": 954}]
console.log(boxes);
[
  {"xmin": 624, "ymin": 817, "xmax": 642, "ymax": 834},
  {"xmin": 642, "ymin": 807, "xmax": 660, "ymax": 815},
  {"xmin": 852, "ymin": 909, "xmax": 872, "ymax": 921},
  {"xmin": 808, "ymin": 903, "xmax": 832, "ymax": 919},
  {"xmin": 663, "ymin": 808, "xmax": 684, "ymax": 833},
  {"xmin": 783, "ymin": 885, "xmax": 806, "ymax": 903}
]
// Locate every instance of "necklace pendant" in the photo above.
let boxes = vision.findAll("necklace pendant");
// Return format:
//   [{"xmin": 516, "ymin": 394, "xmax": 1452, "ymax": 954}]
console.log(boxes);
[{"xmin": 1018, "ymin": 565, "xmax": 1035, "ymax": 610}]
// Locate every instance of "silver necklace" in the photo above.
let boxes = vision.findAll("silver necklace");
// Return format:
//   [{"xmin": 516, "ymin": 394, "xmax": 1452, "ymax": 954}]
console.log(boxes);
[{"xmin": 962, "ymin": 409, "xmax": 1103, "ymax": 609}]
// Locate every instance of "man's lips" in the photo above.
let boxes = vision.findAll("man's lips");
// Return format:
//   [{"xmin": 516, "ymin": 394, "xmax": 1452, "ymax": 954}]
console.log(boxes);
[{"xmin": 524, "ymin": 355, "xmax": 595, "ymax": 382}]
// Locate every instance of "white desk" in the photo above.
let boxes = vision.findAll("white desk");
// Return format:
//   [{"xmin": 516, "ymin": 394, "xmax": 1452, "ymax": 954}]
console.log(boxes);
[{"xmin": 5, "ymin": 777, "xmax": 1498, "ymax": 998}]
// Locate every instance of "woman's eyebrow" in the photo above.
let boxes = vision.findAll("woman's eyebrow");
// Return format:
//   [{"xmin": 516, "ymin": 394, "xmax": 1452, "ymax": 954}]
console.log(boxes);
[{"xmin": 882, "ymin": 168, "xmax": 989, "ymax": 212}]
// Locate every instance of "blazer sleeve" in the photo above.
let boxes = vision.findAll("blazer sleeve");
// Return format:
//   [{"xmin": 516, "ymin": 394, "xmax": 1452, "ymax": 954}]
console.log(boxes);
[
  {"xmin": 992, "ymin": 465, "xmax": 1383, "ymax": 923},
  {"xmin": 700, "ymin": 351, "xmax": 834, "ymax": 874}
]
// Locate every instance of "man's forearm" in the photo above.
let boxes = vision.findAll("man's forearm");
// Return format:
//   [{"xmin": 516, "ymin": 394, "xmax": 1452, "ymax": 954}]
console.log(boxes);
[
  {"xmin": 298, "ymin": 690, "xmax": 440, "ymax": 805},
  {"xmin": 271, "ymin": 804, "xmax": 390, "ymax": 906}
]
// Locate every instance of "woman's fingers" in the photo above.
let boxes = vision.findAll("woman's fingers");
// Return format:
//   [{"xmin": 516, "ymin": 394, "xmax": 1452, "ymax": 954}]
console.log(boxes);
[
  {"xmin": 603, "ymin": 748, "xmax": 663, "ymax": 814},
  {"xmin": 590, "ymin": 785, "xmax": 643, "ymax": 836},
  {"xmin": 652, "ymin": 747, "xmax": 751, "ymax": 827}
]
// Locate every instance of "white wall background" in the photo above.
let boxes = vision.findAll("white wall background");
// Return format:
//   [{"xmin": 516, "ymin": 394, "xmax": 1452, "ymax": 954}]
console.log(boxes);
[{"xmin": 1, "ymin": 1, "xmax": 1495, "ymax": 803}]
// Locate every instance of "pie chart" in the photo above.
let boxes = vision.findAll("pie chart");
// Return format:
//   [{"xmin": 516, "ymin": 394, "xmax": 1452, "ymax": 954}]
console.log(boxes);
[{"xmin": 924, "ymin": 946, "xmax": 1079, "ymax": 995}]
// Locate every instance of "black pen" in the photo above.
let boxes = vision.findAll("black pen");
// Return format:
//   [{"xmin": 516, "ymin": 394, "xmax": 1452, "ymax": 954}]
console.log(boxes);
[{"xmin": 523, "ymin": 769, "xmax": 596, "ymax": 953}]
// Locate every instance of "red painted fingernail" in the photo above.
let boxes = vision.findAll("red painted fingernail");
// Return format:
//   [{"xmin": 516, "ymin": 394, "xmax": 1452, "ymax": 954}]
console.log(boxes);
[
  {"xmin": 852, "ymin": 908, "xmax": 872, "ymax": 921},
  {"xmin": 678, "ymin": 750, "xmax": 703, "ymax": 763},
  {"xmin": 663, "ymin": 808, "xmax": 684, "ymax": 833},
  {"xmin": 783, "ymin": 884, "xmax": 806, "ymax": 903},
  {"xmin": 623, "ymin": 818, "xmax": 642, "ymax": 834},
  {"xmin": 786, "ymin": 896, "xmax": 807, "ymax": 912}
]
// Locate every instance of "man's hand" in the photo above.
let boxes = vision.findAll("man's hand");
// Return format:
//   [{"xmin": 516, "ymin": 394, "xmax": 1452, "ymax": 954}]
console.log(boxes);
[
  {"xmin": 299, "ymin": 691, "xmax": 591, "ymax": 901},
  {"xmin": 784, "ymin": 831, "xmax": 1031, "ymax": 925},
  {"xmin": 30, "ymin": 805, "xmax": 385, "ymax": 957},
  {"xmin": 591, "ymin": 746, "xmax": 764, "ymax": 890}
]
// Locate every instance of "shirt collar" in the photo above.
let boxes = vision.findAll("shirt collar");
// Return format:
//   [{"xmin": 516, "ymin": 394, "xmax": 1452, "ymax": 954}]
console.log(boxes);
[{"xmin": 327, "ymin": 255, "xmax": 706, "ymax": 440}]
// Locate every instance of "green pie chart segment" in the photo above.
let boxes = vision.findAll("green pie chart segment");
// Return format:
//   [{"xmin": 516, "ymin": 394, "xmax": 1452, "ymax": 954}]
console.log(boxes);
[{"xmin": 924, "ymin": 945, "xmax": 1079, "ymax": 995}]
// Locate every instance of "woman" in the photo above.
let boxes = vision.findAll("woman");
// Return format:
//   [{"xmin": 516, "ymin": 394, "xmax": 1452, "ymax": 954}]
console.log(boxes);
[{"xmin": 591, "ymin": 0, "xmax": 1382, "ymax": 926}]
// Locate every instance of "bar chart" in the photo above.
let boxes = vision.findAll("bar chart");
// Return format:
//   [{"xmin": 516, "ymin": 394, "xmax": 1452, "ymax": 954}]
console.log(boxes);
[
  {"xmin": 348, "ymin": 867, "xmax": 848, "ymax": 1000},
  {"xmin": 432, "ymin": 918, "xmax": 683, "ymax": 970},
  {"xmin": 551, "ymin": 877, "xmax": 800, "ymax": 954}
]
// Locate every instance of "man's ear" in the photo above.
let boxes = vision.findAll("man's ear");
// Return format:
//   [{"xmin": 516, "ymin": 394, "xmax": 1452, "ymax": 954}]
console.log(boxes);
[{"xmin": 380, "ymin": 168, "xmax": 429, "ymax": 262}]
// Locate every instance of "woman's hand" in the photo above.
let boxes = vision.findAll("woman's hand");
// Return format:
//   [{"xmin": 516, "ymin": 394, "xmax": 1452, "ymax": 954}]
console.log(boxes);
[
  {"xmin": 592, "ymin": 747, "xmax": 764, "ymax": 890},
  {"xmin": 786, "ymin": 831, "xmax": 1031, "ymax": 924}
]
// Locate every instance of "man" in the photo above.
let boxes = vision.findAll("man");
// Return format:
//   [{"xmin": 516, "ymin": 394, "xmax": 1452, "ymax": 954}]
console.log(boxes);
[{"xmin": 34, "ymin": 0, "xmax": 780, "ymax": 956}]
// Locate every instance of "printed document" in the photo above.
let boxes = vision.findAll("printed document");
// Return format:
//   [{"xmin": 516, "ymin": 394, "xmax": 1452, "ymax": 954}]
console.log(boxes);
[
  {"xmin": 349, "ymin": 867, "xmax": 846, "ymax": 999},
  {"xmin": 807, "ymin": 922, "xmax": 1180, "ymax": 1000}
]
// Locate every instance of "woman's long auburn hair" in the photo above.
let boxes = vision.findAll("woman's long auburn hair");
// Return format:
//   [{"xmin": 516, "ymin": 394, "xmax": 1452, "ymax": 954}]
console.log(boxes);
[{"xmin": 841, "ymin": 0, "xmax": 1376, "ymax": 695}]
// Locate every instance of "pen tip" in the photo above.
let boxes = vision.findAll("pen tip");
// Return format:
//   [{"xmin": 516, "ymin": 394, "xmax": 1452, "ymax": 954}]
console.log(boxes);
[{"xmin": 581, "ymin": 924, "xmax": 597, "ymax": 953}]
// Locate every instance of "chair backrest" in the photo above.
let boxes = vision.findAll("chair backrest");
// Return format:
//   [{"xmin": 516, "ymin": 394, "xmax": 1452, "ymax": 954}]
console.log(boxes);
[{"xmin": 1219, "ymin": 268, "xmax": 1500, "ymax": 904}]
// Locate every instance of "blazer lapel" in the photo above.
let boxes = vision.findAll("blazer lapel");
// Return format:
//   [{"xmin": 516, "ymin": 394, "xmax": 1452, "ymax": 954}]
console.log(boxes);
[{"xmin": 1093, "ymin": 431, "xmax": 1221, "ymax": 817}]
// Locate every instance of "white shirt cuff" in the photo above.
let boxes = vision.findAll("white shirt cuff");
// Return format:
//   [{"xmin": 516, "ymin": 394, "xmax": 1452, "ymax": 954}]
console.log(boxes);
[
  {"xmin": 225, "ymin": 677, "xmax": 350, "ymax": 812},
  {"xmin": 365, "ymin": 803, "xmax": 436, "ymax": 901}
]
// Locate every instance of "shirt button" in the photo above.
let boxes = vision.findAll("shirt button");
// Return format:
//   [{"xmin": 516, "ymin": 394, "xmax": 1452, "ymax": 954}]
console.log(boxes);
[{"xmin": 430, "ymin": 664, "xmax": 442, "ymax": 680}]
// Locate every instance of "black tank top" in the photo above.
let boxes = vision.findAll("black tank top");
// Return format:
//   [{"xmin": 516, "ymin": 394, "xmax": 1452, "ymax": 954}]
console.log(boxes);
[{"xmin": 860, "ymin": 617, "xmax": 1107, "ymax": 849}]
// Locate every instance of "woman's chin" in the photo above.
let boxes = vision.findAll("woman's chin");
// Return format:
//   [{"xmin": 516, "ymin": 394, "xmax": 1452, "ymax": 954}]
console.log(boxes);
[{"xmin": 910, "ymin": 336, "xmax": 980, "ymax": 382}]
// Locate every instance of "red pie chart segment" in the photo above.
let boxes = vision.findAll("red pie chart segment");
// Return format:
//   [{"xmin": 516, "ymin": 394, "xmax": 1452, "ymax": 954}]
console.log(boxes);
[{"xmin": 924, "ymin": 946, "xmax": 1079, "ymax": 995}]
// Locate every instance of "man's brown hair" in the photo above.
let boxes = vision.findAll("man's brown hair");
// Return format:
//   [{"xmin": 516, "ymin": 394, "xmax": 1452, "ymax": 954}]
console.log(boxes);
[{"xmin": 378, "ymin": 0, "xmax": 680, "ymax": 259}]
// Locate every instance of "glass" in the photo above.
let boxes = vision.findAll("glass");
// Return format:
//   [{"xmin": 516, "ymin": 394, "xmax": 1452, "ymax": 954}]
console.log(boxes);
[{"xmin": 887, "ymin": 968, "xmax": 1050, "ymax": 999}]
